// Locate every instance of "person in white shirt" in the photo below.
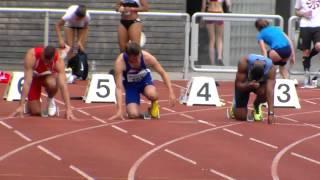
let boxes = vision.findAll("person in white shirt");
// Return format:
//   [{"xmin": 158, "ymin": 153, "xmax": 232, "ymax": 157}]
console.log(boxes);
[
  {"xmin": 55, "ymin": 5, "xmax": 90, "ymax": 61},
  {"xmin": 295, "ymin": 0, "xmax": 320, "ymax": 75}
]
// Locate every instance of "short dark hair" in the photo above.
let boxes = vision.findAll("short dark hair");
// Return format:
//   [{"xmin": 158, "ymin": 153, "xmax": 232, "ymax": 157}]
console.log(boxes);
[
  {"xmin": 255, "ymin": 19, "xmax": 270, "ymax": 31},
  {"xmin": 250, "ymin": 63, "xmax": 264, "ymax": 81},
  {"xmin": 44, "ymin": 46, "xmax": 56, "ymax": 60},
  {"xmin": 125, "ymin": 42, "xmax": 141, "ymax": 56},
  {"xmin": 75, "ymin": 5, "xmax": 87, "ymax": 18}
]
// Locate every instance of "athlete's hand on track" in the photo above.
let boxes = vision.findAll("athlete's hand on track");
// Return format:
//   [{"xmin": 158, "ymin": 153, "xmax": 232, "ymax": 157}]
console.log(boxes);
[
  {"xmin": 10, "ymin": 105, "xmax": 24, "ymax": 118},
  {"xmin": 66, "ymin": 109, "xmax": 77, "ymax": 121},
  {"xmin": 108, "ymin": 111, "xmax": 125, "ymax": 121},
  {"xmin": 268, "ymin": 114, "xmax": 274, "ymax": 124},
  {"xmin": 168, "ymin": 93, "xmax": 177, "ymax": 107}
]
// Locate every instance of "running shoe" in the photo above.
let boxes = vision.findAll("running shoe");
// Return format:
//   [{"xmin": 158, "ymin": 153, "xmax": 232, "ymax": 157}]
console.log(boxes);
[
  {"xmin": 252, "ymin": 104, "xmax": 263, "ymax": 121},
  {"xmin": 227, "ymin": 107, "xmax": 235, "ymax": 119},
  {"xmin": 150, "ymin": 100, "xmax": 160, "ymax": 119},
  {"xmin": 47, "ymin": 98, "xmax": 57, "ymax": 116}
]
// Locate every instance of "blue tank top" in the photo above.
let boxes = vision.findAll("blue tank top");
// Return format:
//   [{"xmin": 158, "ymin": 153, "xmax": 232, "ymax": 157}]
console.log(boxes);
[
  {"xmin": 122, "ymin": 53, "xmax": 151, "ymax": 84},
  {"xmin": 247, "ymin": 54, "xmax": 273, "ymax": 82},
  {"xmin": 256, "ymin": 26, "xmax": 289, "ymax": 49}
]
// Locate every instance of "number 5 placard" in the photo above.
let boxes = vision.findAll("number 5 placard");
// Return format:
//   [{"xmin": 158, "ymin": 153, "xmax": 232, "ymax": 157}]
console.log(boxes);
[
  {"xmin": 274, "ymin": 79, "xmax": 300, "ymax": 109},
  {"xmin": 83, "ymin": 74, "xmax": 116, "ymax": 103}
]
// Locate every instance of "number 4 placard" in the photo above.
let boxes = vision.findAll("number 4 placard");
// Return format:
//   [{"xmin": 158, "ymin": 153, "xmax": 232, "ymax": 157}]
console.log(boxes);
[
  {"xmin": 83, "ymin": 74, "xmax": 116, "ymax": 103},
  {"xmin": 274, "ymin": 79, "xmax": 300, "ymax": 109},
  {"xmin": 184, "ymin": 76, "xmax": 222, "ymax": 106}
]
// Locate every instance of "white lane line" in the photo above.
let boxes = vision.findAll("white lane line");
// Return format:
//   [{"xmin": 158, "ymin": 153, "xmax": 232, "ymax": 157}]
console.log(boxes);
[
  {"xmin": 305, "ymin": 123, "xmax": 320, "ymax": 129},
  {"xmin": 282, "ymin": 110, "xmax": 320, "ymax": 117},
  {"xmin": 171, "ymin": 82, "xmax": 186, "ymax": 89},
  {"xmin": 303, "ymin": 100, "xmax": 317, "ymax": 105},
  {"xmin": 209, "ymin": 168, "xmax": 236, "ymax": 180},
  {"xmin": 77, "ymin": 109, "xmax": 90, "ymax": 116},
  {"xmin": 249, "ymin": 138, "xmax": 278, "ymax": 149},
  {"xmin": 223, "ymin": 128, "xmax": 243, "ymax": 137},
  {"xmin": 132, "ymin": 135, "xmax": 155, "ymax": 146},
  {"xmin": 291, "ymin": 152, "xmax": 320, "ymax": 165},
  {"xmin": 180, "ymin": 113, "xmax": 195, "ymax": 120},
  {"xmin": 164, "ymin": 149, "xmax": 197, "ymax": 165},
  {"xmin": 161, "ymin": 107, "xmax": 176, "ymax": 113},
  {"xmin": 91, "ymin": 116, "xmax": 106, "ymax": 123},
  {"xmin": 271, "ymin": 133, "xmax": 320, "ymax": 180},
  {"xmin": 198, "ymin": 120, "xmax": 216, "ymax": 127},
  {"xmin": 111, "ymin": 125, "xmax": 128, "ymax": 134},
  {"xmin": 69, "ymin": 165, "xmax": 94, "ymax": 180},
  {"xmin": 167, "ymin": 121, "xmax": 198, "ymax": 124},
  {"xmin": 278, "ymin": 116, "xmax": 299, "ymax": 123},
  {"xmin": 14, "ymin": 130, "xmax": 32, "ymax": 142},
  {"xmin": 37, "ymin": 145, "xmax": 61, "ymax": 161},
  {"xmin": 0, "ymin": 121, "xmax": 13, "ymax": 129},
  {"xmin": 0, "ymin": 120, "xmax": 135, "ymax": 162},
  {"xmin": 128, "ymin": 122, "xmax": 244, "ymax": 180}
]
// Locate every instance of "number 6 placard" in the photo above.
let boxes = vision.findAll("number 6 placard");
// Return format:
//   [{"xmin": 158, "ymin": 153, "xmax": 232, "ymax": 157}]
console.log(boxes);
[
  {"xmin": 3, "ymin": 72, "xmax": 24, "ymax": 101},
  {"xmin": 274, "ymin": 79, "xmax": 300, "ymax": 109},
  {"xmin": 83, "ymin": 74, "xmax": 116, "ymax": 103}
]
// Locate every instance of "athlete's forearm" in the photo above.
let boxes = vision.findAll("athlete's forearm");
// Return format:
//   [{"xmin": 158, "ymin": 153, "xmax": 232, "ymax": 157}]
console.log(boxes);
[
  {"xmin": 266, "ymin": 80, "xmax": 275, "ymax": 114},
  {"xmin": 115, "ymin": 87, "xmax": 123, "ymax": 113}
]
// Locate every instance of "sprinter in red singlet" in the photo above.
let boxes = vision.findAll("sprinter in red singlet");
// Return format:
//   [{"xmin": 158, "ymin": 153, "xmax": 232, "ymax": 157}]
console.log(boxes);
[{"xmin": 11, "ymin": 46, "xmax": 75, "ymax": 120}]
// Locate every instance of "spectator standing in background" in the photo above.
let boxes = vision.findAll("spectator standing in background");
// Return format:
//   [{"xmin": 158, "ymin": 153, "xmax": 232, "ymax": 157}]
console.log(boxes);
[
  {"xmin": 201, "ymin": 0, "xmax": 231, "ymax": 66},
  {"xmin": 55, "ymin": 4, "xmax": 91, "ymax": 61},
  {"xmin": 255, "ymin": 19, "xmax": 295, "ymax": 79},
  {"xmin": 115, "ymin": 0, "xmax": 149, "ymax": 52},
  {"xmin": 295, "ymin": 0, "xmax": 320, "ymax": 84}
]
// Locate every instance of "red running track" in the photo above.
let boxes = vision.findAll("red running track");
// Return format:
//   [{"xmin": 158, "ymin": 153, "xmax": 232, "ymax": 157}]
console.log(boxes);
[{"xmin": 0, "ymin": 80, "xmax": 319, "ymax": 180}]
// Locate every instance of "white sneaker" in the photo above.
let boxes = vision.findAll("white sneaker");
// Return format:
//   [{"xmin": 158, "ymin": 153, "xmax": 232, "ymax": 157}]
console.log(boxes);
[{"xmin": 47, "ymin": 98, "xmax": 57, "ymax": 116}]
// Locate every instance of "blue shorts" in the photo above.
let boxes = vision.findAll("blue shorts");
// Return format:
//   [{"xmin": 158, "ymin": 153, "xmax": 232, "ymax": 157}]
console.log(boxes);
[{"xmin": 123, "ymin": 77, "xmax": 153, "ymax": 105}]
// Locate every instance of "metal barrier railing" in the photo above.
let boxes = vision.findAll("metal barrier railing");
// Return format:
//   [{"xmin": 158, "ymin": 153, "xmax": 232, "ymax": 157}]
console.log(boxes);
[
  {"xmin": 0, "ymin": 7, "xmax": 190, "ymax": 78},
  {"xmin": 190, "ymin": 12, "xmax": 284, "ymax": 73}
]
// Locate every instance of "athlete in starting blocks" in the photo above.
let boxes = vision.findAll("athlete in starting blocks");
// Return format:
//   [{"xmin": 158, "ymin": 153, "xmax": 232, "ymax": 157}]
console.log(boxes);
[
  {"xmin": 108, "ymin": 42, "xmax": 176, "ymax": 120},
  {"xmin": 11, "ymin": 46, "xmax": 75, "ymax": 120},
  {"xmin": 228, "ymin": 54, "xmax": 276, "ymax": 124}
]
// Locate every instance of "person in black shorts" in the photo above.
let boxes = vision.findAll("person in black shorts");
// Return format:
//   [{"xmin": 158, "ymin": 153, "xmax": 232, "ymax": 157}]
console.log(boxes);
[
  {"xmin": 295, "ymin": 0, "xmax": 320, "ymax": 83},
  {"xmin": 228, "ymin": 54, "xmax": 276, "ymax": 124}
]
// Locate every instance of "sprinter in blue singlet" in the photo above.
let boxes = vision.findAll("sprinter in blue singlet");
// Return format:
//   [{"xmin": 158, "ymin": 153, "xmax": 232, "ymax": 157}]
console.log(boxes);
[
  {"xmin": 228, "ymin": 54, "xmax": 276, "ymax": 124},
  {"xmin": 109, "ymin": 42, "xmax": 176, "ymax": 120}
]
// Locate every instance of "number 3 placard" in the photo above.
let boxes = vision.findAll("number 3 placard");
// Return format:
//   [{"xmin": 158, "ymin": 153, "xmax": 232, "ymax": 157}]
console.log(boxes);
[
  {"xmin": 83, "ymin": 74, "xmax": 116, "ymax": 103},
  {"xmin": 274, "ymin": 79, "xmax": 300, "ymax": 109}
]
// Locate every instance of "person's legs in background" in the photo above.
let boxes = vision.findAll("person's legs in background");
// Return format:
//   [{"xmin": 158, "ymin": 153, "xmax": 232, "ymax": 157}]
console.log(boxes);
[
  {"xmin": 216, "ymin": 23, "xmax": 224, "ymax": 66},
  {"xmin": 64, "ymin": 27, "xmax": 76, "ymax": 61},
  {"xmin": 206, "ymin": 23, "xmax": 216, "ymax": 65}
]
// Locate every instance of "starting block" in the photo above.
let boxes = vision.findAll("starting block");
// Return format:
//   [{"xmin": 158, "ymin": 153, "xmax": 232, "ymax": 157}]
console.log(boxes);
[
  {"xmin": 274, "ymin": 79, "xmax": 300, "ymax": 109},
  {"xmin": 3, "ymin": 71, "xmax": 24, "ymax": 101},
  {"xmin": 83, "ymin": 73, "xmax": 116, "ymax": 103},
  {"xmin": 180, "ymin": 76, "xmax": 222, "ymax": 106}
]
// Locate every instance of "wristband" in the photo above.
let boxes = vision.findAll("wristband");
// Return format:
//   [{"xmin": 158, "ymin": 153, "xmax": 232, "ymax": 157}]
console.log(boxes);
[{"xmin": 268, "ymin": 111, "xmax": 274, "ymax": 116}]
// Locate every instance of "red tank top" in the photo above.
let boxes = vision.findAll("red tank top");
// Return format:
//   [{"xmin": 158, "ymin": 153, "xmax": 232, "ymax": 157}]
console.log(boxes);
[{"xmin": 33, "ymin": 47, "xmax": 59, "ymax": 76}]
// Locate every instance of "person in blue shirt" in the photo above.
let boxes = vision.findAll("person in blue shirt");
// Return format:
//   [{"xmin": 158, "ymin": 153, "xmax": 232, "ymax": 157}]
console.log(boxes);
[
  {"xmin": 255, "ymin": 19, "xmax": 295, "ymax": 79},
  {"xmin": 228, "ymin": 54, "xmax": 276, "ymax": 124},
  {"xmin": 109, "ymin": 42, "xmax": 176, "ymax": 120}
]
